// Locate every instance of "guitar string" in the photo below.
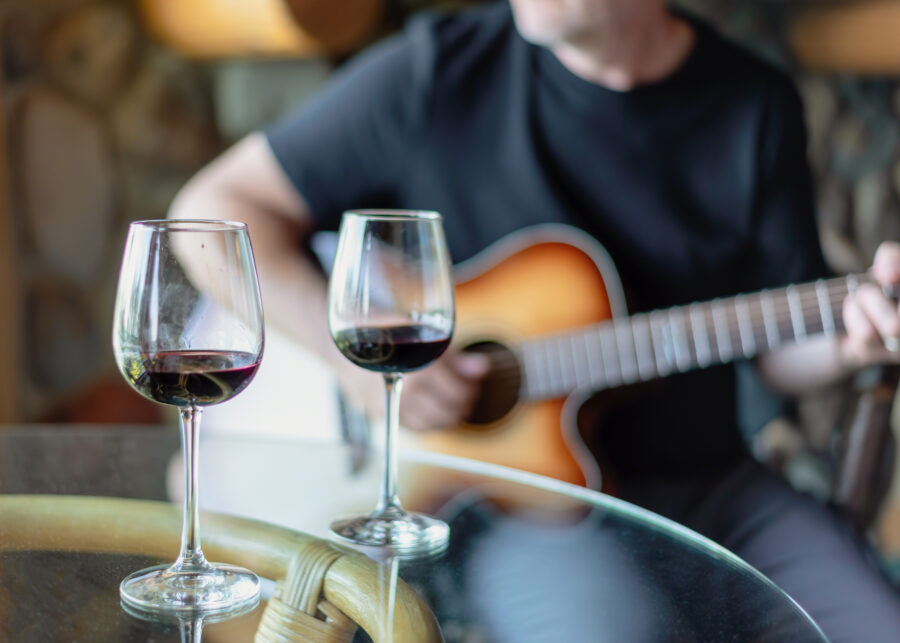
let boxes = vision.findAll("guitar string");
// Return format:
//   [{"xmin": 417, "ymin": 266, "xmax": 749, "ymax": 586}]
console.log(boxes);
[
  {"xmin": 473, "ymin": 280, "xmax": 860, "ymax": 394},
  {"xmin": 481, "ymin": 284, "xmax": 852, "ymax": 366}
]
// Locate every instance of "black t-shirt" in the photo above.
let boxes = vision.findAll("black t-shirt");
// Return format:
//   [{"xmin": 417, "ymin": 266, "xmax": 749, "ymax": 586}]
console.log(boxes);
[{"xmin": 266, "ymin": 3, "xmax": 829, "ymax": 476}]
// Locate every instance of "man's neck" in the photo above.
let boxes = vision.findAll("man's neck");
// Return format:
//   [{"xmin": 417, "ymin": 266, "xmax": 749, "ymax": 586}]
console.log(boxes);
[{"xmin": 551, "ymin": 9, "xmax": 695, "ymax": 91}]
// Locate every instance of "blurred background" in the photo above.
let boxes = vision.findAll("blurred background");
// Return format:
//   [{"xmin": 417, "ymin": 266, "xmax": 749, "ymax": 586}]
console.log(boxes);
[{"xmin": 2, "ymin": 0, "xmax": 900, "ymax": 574}]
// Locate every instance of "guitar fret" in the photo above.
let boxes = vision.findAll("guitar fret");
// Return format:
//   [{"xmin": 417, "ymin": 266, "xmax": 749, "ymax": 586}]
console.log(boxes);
[
  {"xmin": 587, "ymin": 330, "xmax": 607, "ymax": 390},
  {"xmin": 735, "ymin": 296, "xmax": 756, "ymax": 357},
  {"xmin": 554, "ymin": 336, "xmax": 575, "ymax": 393},
  {"xmin": 532, "ymin": 339, "xmax": 549, "ymax": 396},
  {"xmin": 662, "ymin": 314, "xmax": 677, "ymax": 371},
  {"xmin": 748, "ymin": 296, "xmax": 770, "ymax": 351},
  {"xmin": 539, "ymin": 340, "xmax": 557, "ymax": 398},
  {"xmin": 798, "ymin": 285, "xmax": 823, "ymax": 336},
  {"xmin": 668, "ymin": 309, "xmax": 691, "ymax": 372},
  {"xmin": 771, "ymin": 290, "xmax": 795, "ymax": 342},
  {"xmin": 711, "ymin": 301, "xmax": 733, "ymax": 362},
  {"xmin": 578, "ymin": 330, "xmax": 598, "ymax": 387},
  {"xmin": 520, "ymin": 345, "xmax": 539, "ymax": 399},
  {"xmin": 537, "ymin": 339, "xmax": 557, "ymax": 397},
  {"xmin": 837, "ymin": 279, "xmax": 852, "ymax": 331},
  {"xmin": 632, "ymin": 314, "xmax": 657, "ymax": 381},
  {"xmin": 787, "ymin": 285, "xmax": 806, "ymax": 340},
  {"xmin": 560, "ymin": 336, "xmax": 578, "ymax": 393},
  {"xmin": 566, "ymin": 332, "xmax": 588, "ymax": 388},
  {"xmin": 565, "ymin": 335, "xmax": 582, "ymax": 390},
  {"xmin": 599, "ymin": 327, "xmax": 621, "ymax": 387},
  {"xmin": 689, "ymin": 303, "xmax": 712, "ymax": 368},
  {"xmin": 831, "ymin": 276, "xmax": 856, "ymax": 336},
  {"xmin": 760, "ymin": 291, "xmax": 780, "ymax": 349},
  {"xmin": 613, "ymin": 320, "xmax": 640, "ymax": 384},
  {"xmin": 649, "ymin": 311, "xmax": 673, "ymax": 376},
  {"xmin": 816, "ymin": 279, "xmax": 836, "ymax": 335}
]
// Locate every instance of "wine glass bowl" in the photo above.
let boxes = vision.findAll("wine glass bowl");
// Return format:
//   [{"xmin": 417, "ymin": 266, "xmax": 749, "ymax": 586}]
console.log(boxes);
[
  {"xmin": 328, "ymin": 210, "xmax": 454, "ymax": 554},
  {"xmin": 113, "ymin": 219, "xmax": 264, "ymax": 613}
]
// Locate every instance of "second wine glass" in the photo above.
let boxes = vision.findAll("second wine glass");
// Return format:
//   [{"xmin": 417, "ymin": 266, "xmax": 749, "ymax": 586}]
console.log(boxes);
[{"xmin": 328, "ymin": 210, "xmax": 455, "ymax": 554}]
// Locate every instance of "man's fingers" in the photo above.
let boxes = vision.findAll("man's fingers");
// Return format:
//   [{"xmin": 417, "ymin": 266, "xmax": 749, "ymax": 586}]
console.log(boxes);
[
  {"xmin": 872, "ymin": 241, "xmax": 900, "ymax": 286},
  {"xmin": 854, "ymin": 284, "xmax": 900, "ymax": 347},
  {"xmin": 843, "ymin": 291, "xmax": 881, "ymax": 355},
  {"xmin": 396, "ymin": 352, "xmax": 491, "ymax": 431},
  {"xmin": 344, "ymin": 349, "xmax": 492, "ymax": 432},
  {"xmin": 410, "ymin": 362, "xmax": 476, "ymax": 409},
  {"xmin": 451, "ymin": 352, "xmax": 492, "ymax": 378},
  {"xmin": 402, "ymin": 374, "xmax": 479, "ymax": 430}
]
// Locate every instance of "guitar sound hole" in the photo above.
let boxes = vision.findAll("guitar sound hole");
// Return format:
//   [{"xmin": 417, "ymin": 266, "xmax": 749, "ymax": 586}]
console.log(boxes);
[{"xmin": 462, "ymin": 341, "xmax": 521, "ymax": 428}]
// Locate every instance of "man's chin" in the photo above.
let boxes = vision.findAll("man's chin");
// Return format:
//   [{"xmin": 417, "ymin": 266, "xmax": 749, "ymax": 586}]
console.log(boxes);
[
  {"xmin": 513, "ymin": 22, "xmax": 565, "ymax": 47},
  {"xmin": 511, "ymin": 11, "xmax": 586, "ymax": 49}
]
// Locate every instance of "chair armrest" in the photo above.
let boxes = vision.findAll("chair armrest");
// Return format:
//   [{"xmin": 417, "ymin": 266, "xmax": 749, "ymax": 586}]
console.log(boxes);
[{"xmin": 0, "ymin": 495, "xmax": 441, "ymax": 643}]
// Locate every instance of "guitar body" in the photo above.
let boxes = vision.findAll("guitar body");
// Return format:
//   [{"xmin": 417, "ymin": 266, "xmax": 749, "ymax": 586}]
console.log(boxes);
[{"xmin": 410, "ymin": 225, "xmax": 628, "ymax": 493}]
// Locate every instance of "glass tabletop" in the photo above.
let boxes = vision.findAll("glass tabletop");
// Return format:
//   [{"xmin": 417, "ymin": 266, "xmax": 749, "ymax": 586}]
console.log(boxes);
[{"xmin": 0, "ymin": 425, "xmax": 826, "ymax": 642}]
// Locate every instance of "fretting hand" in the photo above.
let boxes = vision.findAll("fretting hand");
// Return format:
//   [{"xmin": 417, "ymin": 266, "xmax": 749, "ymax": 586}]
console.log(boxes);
[
  {"xmin": 338, "ymin": 350, "xmax": 491, "ymax": 432},
  {"xmin": 840, "ymin": 241, "xmax": 900, "ymax": 368}
]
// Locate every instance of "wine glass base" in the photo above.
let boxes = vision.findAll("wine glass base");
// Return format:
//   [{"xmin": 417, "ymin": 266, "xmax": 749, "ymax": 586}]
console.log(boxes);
[
  {"xmin": 330, "ymin": 511, "xmax": 450, "ymax": 555},
  {"xmin": 119, "ymin": 563, "xmax": 260, "ymax": 615}
]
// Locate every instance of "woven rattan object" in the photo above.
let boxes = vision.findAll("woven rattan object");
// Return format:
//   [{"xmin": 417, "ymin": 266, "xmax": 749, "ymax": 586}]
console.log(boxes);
[{"xmin": 255, "ymin": 541, "xmax": 356, "ymax": 642}]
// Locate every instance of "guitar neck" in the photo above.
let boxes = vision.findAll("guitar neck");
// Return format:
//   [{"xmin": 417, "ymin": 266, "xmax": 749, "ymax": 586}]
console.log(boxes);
[{"xmin": 518, "ymin": 274, "xmax": 868, "ymax": 400}]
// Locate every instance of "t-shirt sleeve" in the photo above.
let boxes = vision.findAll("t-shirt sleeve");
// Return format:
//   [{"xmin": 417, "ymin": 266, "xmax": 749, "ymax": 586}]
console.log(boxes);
[
  {"xmin": 264, "ymin": 32, "xmax": 422, "ymax": 231},
  {"xmin": 745, "ymin": 82, "xmax": 831, "ymax": 291}
]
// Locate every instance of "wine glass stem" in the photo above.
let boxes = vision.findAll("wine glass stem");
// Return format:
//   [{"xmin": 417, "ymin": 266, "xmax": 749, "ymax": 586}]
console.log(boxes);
[
  {"xmin": 376, "ymin": 373, "xmax": 403, "ymax": 516},
  {"xmin": 176, "ymin": 405, "xmax": 210, "ymax": 571},
  {"xmin": 180, "ymin": 617, "xmax": 203, "ymax": 643}
]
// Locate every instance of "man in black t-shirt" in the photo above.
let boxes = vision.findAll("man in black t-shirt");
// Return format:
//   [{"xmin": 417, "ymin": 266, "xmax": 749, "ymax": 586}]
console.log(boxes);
[{"xmin": 170, "ymin": 1, "xmax": 900, "ymax": 638}]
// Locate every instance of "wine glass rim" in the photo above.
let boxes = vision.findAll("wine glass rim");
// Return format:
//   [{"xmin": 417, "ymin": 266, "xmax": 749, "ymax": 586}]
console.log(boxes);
[
  {"xmin": 344, "ymin": 209, "xmax": 442, "ymax": 221},
  {"xmin": 130, "ymin": 219, "xmax": 248, "ymax": 232}
]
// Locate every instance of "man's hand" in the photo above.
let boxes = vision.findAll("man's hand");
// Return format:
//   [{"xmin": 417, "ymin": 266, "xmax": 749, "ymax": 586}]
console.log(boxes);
[
  {"xmin": 840, "ymin": 241, "xmax": 900, "ymax": 368},
  {"xmin": 339, "ymin": 350, "xmax": 492, "ymax": 432}
]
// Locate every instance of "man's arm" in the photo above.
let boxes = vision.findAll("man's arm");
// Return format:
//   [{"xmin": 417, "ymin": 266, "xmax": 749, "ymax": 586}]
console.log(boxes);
[
  {"xmin": 758, "ymin": 241, "xmax": 900, "ymax": 395},
  {"xmin": 169, "ymin": 134, "xmax": 337, "ymax": 367},
  {"xmin": 168, "ymin": 133, "xmax": 488, "ymax": 429}
]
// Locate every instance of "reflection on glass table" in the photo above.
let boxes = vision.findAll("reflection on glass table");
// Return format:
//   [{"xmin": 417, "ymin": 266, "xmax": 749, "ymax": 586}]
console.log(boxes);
[{"xmin": 0, "ymin": 426, "xmax": 827, "ymax": 642}]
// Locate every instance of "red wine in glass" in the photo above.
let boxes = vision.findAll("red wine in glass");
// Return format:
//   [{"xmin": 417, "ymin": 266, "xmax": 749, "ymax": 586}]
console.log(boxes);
[
  {"xmin": 333, "ymin": 324, "xmax": 451, "ymax": 373},
  {"xmin": 121, "ymin": 350, "xmax": 261, "ymax": 407}
]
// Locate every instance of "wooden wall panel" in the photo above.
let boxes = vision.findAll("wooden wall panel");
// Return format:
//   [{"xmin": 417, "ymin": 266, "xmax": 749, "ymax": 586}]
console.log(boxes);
[{"xmin": 0, "ymin": 45, "xmax": 21, "ymax": 424}]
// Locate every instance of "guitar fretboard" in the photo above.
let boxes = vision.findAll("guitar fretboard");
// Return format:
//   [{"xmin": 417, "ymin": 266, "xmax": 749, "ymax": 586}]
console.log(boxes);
[{"xmin": 515, "ymin": 274, "xmax": 867, "ymax": 400}]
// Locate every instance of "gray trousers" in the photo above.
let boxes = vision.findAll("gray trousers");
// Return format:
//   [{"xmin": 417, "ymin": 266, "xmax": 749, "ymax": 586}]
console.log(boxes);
[
  {"xmin": 453, "ymin": 458, "xmax": 899, "ymax": 642},
  {"xmin": 621, "ymin": 458, "xmax": 900, "ymax": 642}
]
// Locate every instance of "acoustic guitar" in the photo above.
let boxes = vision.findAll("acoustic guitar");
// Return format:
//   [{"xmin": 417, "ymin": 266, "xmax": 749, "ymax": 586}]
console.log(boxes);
[{"xmin": 405, "ymin": 224, "xmax": 860, "ymax": 495}]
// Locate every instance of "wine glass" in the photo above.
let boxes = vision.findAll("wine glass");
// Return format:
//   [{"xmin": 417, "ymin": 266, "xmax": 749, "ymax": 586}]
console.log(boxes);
[
  {"xmin": 113, "ymin": 219, "xmax": 264, "ymax": 613},
  {"xmin": 329, "ymin": 210, "xmax": 455, "ymax": 554}
]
